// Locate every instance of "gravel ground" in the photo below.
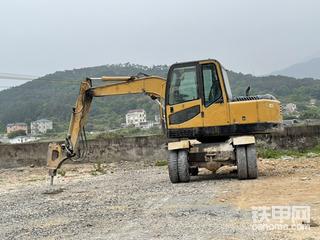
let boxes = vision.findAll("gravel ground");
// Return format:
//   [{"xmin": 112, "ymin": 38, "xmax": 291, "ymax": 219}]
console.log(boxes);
[{"xmin": 0, "ymin": 159, "xmax": 319, "ymax": 240}]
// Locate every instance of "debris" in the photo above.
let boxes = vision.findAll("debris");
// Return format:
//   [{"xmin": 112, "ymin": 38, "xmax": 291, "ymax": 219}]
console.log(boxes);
[
  {"xmin": 300, "ymin": 177, "xmax": 311, "ymax": 181},
  {"xmin": 42, "ymin": 187, "xmax": 64, "ymax": 195}
]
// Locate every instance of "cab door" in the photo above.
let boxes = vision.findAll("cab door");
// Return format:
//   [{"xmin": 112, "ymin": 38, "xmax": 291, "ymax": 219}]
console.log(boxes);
[
  {"xmin": 200, "ymin": 62, "xmax": 230, "ymax": 127},
  {"xmin": 166, "ymin": 63, "xmax": 204, "ymax": 130}
]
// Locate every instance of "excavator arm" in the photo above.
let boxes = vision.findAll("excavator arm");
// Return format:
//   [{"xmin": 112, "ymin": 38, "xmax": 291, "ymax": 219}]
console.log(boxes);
[{"xmin": 47, "ymin": 75, "xmax": 166, "ymax": 184}]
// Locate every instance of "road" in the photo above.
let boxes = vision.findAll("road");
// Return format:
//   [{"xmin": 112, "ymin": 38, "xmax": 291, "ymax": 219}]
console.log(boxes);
[{"xmin": 0, "ymin": 158, "xmax": 319, "ymax": 239}]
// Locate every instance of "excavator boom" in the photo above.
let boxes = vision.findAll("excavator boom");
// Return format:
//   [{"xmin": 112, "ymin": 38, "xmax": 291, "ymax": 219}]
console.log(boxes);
[{"xmin": 47, "ymin": 75, "xmax": 166, "ymax": 184}]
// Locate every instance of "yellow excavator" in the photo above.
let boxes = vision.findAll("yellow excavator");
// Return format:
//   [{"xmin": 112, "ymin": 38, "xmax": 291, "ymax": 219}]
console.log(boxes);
[{"xmin": 47, "ymin": 59, "xmax": 282, "ymax": 184}]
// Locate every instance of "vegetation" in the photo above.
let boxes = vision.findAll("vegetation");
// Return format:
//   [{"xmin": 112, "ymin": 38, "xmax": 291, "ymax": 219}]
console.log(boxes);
[
  {"xmin": 258, "ymin": 144, "xmax": 320, "ymax": 159},
  {"xmin": 155, "ymin": 160, "xmax": 168, "ymax": 166},
  {"xmin": 57, "ymin": 168, "xmax": 66, "ymax": 177},
  {"xmin": 7, "ymin": 130, "xmax": 27, "ymax": 139},
  {"xmin": 300, "ymin": 107, "xmax": 320, "ymax": 120},
  {"xmin": 91, "ymin": 160, "xmax": 106, "ymax": 175},
  {"xmin": 95, "ymin": 126, "xmax": 162, "ymax": 139},
  {"xmin": 0, "ymin": 63, "xmax": 320, "ymax": 134}
]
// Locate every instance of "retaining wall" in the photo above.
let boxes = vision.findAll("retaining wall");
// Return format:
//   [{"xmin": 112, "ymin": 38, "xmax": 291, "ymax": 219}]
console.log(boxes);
[{"xmin": 0, "ymin": 125, "xmax": 319, "ymax": 169}]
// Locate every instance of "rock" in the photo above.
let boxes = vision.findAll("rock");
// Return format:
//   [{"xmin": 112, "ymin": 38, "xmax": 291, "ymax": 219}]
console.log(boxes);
[
  {"xmin": 281, "ymin": 156, "xmax": 294, "ymax": 160},
  {"xmin": 42, "ymin": 187, "xmax": 64, "ymax": 195},
  {"xmin": 300, "ymin": 177, "xmax": 311, "ymax": 181},
  {"xmin": 30, "ymin": 164, "xmax": 35, "ymax": 168}
]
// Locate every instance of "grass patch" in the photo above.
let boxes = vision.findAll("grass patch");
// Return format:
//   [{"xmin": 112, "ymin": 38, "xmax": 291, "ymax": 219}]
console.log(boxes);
[
  {"xmin": 57, "ymin": 168, "xmax": 66, "ymax": 177},
  {"xmin": 91, "ymin": 160, "xmax": 106, "ymax": 175},
  {"xmin": 155, "ymin": 160, "xmax": 167, "ymax": 166},
  {"xmin": 258, "ymin": 144, "xmax": 320, "ymax": 159}
]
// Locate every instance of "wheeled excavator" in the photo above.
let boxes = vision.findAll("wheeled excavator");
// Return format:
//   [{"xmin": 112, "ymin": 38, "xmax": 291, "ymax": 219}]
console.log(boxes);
[{"xmin": 47, "ymin": 59, "xmax": 282, "ymax": 184}]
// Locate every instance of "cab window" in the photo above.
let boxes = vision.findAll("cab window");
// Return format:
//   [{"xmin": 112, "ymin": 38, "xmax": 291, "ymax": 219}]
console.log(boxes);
[
  {"xmin": 168, "ymin": 66, "xmax": 198, "ymax": 105},
  {"xmin": 202, "ymin": 64, "xmax": 222, "ymax": 106}
]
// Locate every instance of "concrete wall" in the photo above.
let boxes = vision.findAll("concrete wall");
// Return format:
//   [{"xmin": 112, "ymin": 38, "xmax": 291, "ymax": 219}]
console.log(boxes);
[
  {"xmin": 0, "ymin": 136, "xmax": 167, "ymax": 169},
  {"xmin": 0, "ymin": 125, "xmax": 319, "ymax": 169},
  {"xmin": 257, "ymin": 125, "xmax": 320, "ymax": 150}
]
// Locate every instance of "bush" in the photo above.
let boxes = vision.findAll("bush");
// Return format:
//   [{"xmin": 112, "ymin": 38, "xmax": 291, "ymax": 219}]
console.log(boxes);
[
  {"xmin": 155, "ymin": 160, "xmax": 167, "ymax": 166},
  {"xmin": 7, "ymin": 130, "xmax": 27, "ymax": 139}
]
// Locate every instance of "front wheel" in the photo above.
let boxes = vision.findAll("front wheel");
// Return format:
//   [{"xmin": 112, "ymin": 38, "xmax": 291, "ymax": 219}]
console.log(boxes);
[
  {"xmin": 178, "ymin": 150, "xmax": 190, "ymax": 182},
  {"xmin": 168, "ymin": 150, "xmax": 179, "ymax": 183},
  {"xmin": 236, "ymin": 145, "xmax": 248, "ymax": 180},
  {"xmin": 246, "ymin": 144, "xmax": 258, "ymax": 179}
]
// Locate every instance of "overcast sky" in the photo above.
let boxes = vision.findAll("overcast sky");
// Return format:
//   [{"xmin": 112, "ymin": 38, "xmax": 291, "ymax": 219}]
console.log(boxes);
[{"xmin": 0, "ymin": 0, "xmax": 320, "ymax": 77}]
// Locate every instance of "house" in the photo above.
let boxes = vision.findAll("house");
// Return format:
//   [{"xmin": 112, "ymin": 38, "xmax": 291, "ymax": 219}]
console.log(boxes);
[
  {"xmin": 31, "ymin": 119, "xmax": 53, "ymax": 135},
  {"xmin": 310, "ymin": 99, "xmax": 317, "ymax": 106},
  {"xmin": 283, "ymin": 103, "xmax": 297, "ymax": 114},
  {"xmin": 6, "ymin": 122, "xmax": 28, "ymax": 134},
  {"xmin": 125, "ymin": 109, "xmax": 147, "ymax": 127},
  {"xmin": 139, "ymin": 121, "xmax": 154, "ymax": 129}
]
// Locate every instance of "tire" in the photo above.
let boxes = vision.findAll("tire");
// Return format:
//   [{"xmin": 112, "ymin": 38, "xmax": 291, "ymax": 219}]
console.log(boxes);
[
  {"xmin": 236, "ymin": 146, "xmax": 248, "ymax": 180},
  {"xmin": 168, "ymin": 150, "xmax": 179, "ymax": 183},
  {"xmin": 246, "ymin": 144, "xmax": 258, "ymax": 179},
  {"xmin": 178, "ymin": 150, "xmax": 190, "ymax": 182}
]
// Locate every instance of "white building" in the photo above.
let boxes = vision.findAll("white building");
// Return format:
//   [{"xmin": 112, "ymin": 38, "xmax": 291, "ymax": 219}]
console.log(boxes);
[
  {"xmin": 139, "ymin": 121, "xmax": 154, "ymax": 129},
  {"xmin": 284, "ymin": 103, "xmax": 297, "ymax": 114},
  {"xmin": 125, "ymin": 109, "xmax": 147, "ymax": 127},
  {"xmin": 31, "ymin": 119, "xmax": 53, "ymax": 135}
]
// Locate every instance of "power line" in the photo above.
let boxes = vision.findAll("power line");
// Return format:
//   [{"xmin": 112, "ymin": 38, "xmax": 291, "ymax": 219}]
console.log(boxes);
[{"xmin": 0, "ymin": 72, "xmax": 38, "ymax": 80}]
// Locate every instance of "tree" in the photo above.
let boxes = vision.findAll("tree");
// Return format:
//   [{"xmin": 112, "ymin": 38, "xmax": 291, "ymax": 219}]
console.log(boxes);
[
  {"xmin": 0, "ymin": 121, "xmax": 5, "ymax": 133},
  {"xmin": 300, "ymin": 107, "xmax": 320, "ymax": 120},
  {"xmin": 7, "ymin": 130, "xmax": 27, "ymax": 139}
]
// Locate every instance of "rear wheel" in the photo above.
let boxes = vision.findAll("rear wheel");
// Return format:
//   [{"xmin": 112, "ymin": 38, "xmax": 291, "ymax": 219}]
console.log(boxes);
[
  {"xmin": 168, "ymin": 150, "xmax": 179, "ymax": 183},
  {"xmin": 246, "ymin": 144, "xmax": 258, "ymax": 179},
  {"xmin": 236, "ymin": 146, "xmax": 248, "ymax": 180},
  {"xmin": 178, "ymin": 150, "xmax": 190, "ymax": 182}
]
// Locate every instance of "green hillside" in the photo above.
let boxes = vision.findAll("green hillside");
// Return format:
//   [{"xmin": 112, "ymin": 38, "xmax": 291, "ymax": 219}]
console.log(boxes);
[{"xmin": 0, "ymin": 63, "xmax": 320, "ymax": 133}]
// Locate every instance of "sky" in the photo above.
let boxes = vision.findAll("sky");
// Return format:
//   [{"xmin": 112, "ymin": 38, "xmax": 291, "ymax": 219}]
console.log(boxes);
[{"xmin": 0, "ymin": 0, "xmax": 320, "ymax": 79}]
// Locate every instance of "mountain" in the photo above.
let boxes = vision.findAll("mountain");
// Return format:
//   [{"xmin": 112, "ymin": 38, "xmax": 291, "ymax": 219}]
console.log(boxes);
[
  {"xmin": 0, "ymin": 63, "xmax": 320, "ymax": 133},
  {"xmin": 271, "ymin": 57, "xmax": 320, "ymax": 79}
]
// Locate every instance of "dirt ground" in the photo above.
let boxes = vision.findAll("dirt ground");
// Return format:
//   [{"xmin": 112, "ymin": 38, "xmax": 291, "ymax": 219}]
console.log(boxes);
[{"xmin": 0, "ymin": 157, "xmax": 319, "ymax": 240}]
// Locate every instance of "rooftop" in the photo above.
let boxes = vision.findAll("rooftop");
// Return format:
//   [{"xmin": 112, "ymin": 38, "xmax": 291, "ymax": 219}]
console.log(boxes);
[
  {"xmin": 7, "ymin": 123, "xmax": 27, "ymax": 127},
  {"xmin": 127, "ymin": 109, "xmax": 145, "ymax": 113},
  {"xmin": 32, "ymin": 119, "xmax": 52, "ymax": 123}
]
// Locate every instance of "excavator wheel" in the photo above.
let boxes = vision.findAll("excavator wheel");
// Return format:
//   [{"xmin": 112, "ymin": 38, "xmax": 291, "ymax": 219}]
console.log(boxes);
[
  {"xmin": 236, "ymin": 146, "xmax": 248, "ymax": 180},
  {"xmin": 246, "ymin": 144, "xmax": 258, "ymax": 179},
  {"xmin": 177, "ymin": 150, "xmax": 190, "ymax": 182},
  {"xmin": 168, "ymin": 150, "xmax": 179, "ymax": 183},
  {"xmin": 236, "ymin": 144, "xmax": 258, "ymax": 180}
]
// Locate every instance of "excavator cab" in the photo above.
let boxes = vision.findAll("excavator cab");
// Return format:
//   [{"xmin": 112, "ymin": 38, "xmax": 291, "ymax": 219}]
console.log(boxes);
[
  {"xmin": 165, "ymin": 59, "xmax": 282, "ymax": 140},
  {"xmin": 165, "ymin": 60, "xmax": 230, "ymax": 136}
]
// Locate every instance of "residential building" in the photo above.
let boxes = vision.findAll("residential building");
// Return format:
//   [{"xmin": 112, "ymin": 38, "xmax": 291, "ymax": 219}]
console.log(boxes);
[
  {"xmin": 139, "ymin": 121, "xmax": 154, "ymax": 129},
  {"xmin": 31, "ymin": 119, "xmax": 53, "ymax": 135},
  {"xmin": 6, "ymin": 122, "xmax": 28, "ymax": 134},
  {"xmin": 125, "ymin": 109, "xmax": 147, "ymax": 127},
  {"xmin": 283, "ymin": 103, "xmax": 297, "ymax": 114},
  {"xmin": 310, "ymin": 99, "xmax": 317, "ymax": 106}
]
